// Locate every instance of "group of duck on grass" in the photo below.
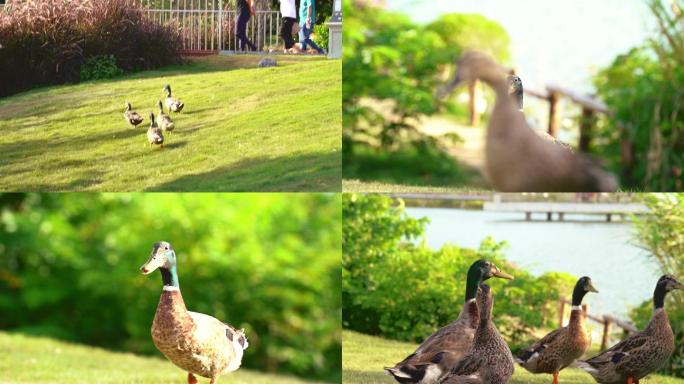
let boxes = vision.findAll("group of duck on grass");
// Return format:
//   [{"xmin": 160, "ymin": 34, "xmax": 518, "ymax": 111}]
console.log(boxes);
[
  {"xmin": 123, "ymin": 84, "xmax": 185, "ymax": 149},
  {"xmin": 384, "ymin": 260, "xmax": 683, "ymax": 384}
]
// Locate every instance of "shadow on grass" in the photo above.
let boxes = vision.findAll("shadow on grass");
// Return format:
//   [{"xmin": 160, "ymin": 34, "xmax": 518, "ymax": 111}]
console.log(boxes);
[
  {"xmin": 343, "ymin": 144, "xmax": 485, "ymax": 188},
  {"xmin": 147, "ymin": 151, "xmax": 341, "ymax": 192}
]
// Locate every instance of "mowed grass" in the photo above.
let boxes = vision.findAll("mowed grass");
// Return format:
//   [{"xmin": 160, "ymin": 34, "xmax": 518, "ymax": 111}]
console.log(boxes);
[
  {"xmin": 0, "ymin": 331, "xmax": 330, "ymax": 384},
  {"xmin": 342, "ymin": 179, "xmax": 489, "ymax": 193},
  {"xmin": 342, "ymin": 330, "xmax": 684, "ymax": 384},
  {"xmin": 0, "ymin": 55, "xmax": 341, "ymax": 191}
]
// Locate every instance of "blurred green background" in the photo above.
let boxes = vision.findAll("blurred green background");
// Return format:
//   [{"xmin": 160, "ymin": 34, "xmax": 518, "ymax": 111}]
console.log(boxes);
[{"xmin": 0, "ymin": 193, "xmax": 341, "ymax": 383}]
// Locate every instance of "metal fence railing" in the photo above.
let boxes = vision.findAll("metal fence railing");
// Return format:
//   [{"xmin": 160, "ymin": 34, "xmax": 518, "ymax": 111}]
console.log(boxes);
[{"xmin": 139, "ymin": 0, "xmax": 282, "ymax": 53}]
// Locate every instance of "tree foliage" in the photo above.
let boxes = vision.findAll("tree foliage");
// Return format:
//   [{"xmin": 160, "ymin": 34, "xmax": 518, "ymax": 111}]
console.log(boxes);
[
  {"xmin": 342, "ymin": 193, "xmax": 576, "ymax": 350},
  {"xmin": 593, "ymin": 1, "xmax": 684, "ymax": 191},
  {"xmin": 0, "ymin": 193, "xmax": 341, "ymax": 382},
  {"xmin": 342, "ymin": 2, "xmax": 511, "ymax": 159},
  {"xmin": 631, "ymin": 193, "xmax": 684, "ymax": 376}
]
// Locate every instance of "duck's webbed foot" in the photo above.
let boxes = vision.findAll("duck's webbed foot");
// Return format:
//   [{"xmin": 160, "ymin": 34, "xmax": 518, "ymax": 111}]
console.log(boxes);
[
  {"xmin": 187, "ymin": 373, "xmax": 198, "ymax": 384},
  {"xmin": 209, "ymin": 378, "xmax": 217, "ymax": 384}
]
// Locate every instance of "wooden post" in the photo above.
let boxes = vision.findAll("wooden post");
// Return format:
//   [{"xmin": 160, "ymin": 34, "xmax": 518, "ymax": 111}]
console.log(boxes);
[
  {"xmin": 547, "ymin": 212, "xmax": 552, "ymax": 221},
  {"xmin": 558, "ymin": 212, "xmax": 565, "ymax": 221},
  {"xmin": 468, "ymin": 80, "xmax": 479, "ymax": 127},
  {"xmin": 548, "ymin": 91, "xmax": 559, "ymax": 137},
  {"xmin": 558, "ymin": 300, "xmax": 565, "ymax": 327},
  {"xmin": 525, "ymin": 212, "xmax": 531, "ymax": 221},
  {"xmin": 579, "ymin": 107, "xmax": 594, "ymax": 152},
  {"xmin": 601, "ymin": 318, "xmax": 612, "ymax": 351},
  {"xmin": 606, "ymin": 213, "xmax": 612, "ymax": 222}
]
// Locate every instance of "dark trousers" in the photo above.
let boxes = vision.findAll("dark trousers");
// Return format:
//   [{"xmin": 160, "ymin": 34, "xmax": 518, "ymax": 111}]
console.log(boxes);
[
  {"xmin": 280, "ymin": 17, "xmax": 296, "ymax": 49},
  {"xmin": 236, "ymin": 11, "xmax": 257, "ymax": 51}
]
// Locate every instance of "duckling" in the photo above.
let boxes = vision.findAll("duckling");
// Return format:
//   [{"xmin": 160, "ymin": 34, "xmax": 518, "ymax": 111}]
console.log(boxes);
[
  {"xmin": 163, "ymin": 84, "xmax": 185, "ymax": 114},
  {"xmin": 158, "ymin": 100, "xmax": 175, "ymax": 134},
  {"xmin": 124, "ymin": 102, "xmax": 144, "ymax": 128},
  {"xmin": 147, "ymin": 112, "xmax": 164, "ymax": 149},
  {"xmin": 384, "ymin": 260, "xmax": 514, "ymax": 384},
  {"xmin": 507, "ymin": 75, "xmax": 573, "ymax": 152},
  {"xmin": 140, "ymin": 241, "xmax": 248, "ymax": 384},
  {"xmin": 516, "ymin": 276, "xmax": 598, "ymax": 384},
  {"xmin": 576, "ymin": 275, "xmax": 684, "ymax": 384},
  {"xmin": 439, "ymin": 51, "xmax": 618, "ymax": 192},
  {"xmin": 438, "ymin": 284, "xmax": 515, "ymax": 384}
]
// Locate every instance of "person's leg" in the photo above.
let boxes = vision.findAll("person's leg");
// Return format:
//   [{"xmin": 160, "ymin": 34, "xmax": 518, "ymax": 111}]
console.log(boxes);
[
  {"xmin": 280, "ymin": 17, "xmax": 294, "ymax": 50},
  {"xmin": 298, "ymin": 27, "xmax": 307, "ymax": 51},
  {"xmin": 243, "ymin": 13, "xmax": 257, "ymax": 51},
  {"xmin": 236, "ymin": 11, "xmax": 249, "ymax": 51},
  {"xmin": 303, "ymin": 25, "xmax": 324, "ymax": 54}
]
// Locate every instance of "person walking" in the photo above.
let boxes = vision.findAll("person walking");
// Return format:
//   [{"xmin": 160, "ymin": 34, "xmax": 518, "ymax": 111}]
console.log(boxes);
[
  {"xmin": 298, "ymin": 0, "xmax": 325, "ymax": 54},
  {"xmin": 236, "ymin": 0, "xmax": 257, "ymax": 52},
  {"xmin": 279, "ymin": 0, "xmax": 297, "ymax": 52}
]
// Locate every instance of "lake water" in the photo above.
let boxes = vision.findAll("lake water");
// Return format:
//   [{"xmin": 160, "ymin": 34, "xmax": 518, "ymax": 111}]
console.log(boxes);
[{"xmin": 405, "ymin": 207, "xmax": 660, "ymax": 318}]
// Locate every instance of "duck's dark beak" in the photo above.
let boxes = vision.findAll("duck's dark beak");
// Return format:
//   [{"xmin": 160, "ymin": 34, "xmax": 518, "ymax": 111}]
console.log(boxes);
[
  {"xmin": 491, "ymin": 266, "xmax": 514, "ymax": 280},
  {"xmin": 587, "ymin": 280, "xmax": 599, "ymax": 293},
  {"xmin": 436, "ymin": 73, "xmax": 462, "ymax": 100}
]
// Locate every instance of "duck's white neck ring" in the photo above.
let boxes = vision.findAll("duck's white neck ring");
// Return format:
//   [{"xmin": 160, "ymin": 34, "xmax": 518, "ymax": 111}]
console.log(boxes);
[
  {"xmin": 571, "ymin": 305, "xmax": 583, "ymax": 311},
  {"xmin": 163, "ymin": 285, "xmax": 180, "ymax": 292}
]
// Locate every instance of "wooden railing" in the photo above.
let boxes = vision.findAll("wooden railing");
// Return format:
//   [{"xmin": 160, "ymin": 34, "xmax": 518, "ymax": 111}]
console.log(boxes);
[{"xmin": 558, "ymin": 299, "xmax": 637, "ymax": 351}]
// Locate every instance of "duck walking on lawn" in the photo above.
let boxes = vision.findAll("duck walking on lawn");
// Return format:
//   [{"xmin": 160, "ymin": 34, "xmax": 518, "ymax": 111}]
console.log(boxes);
[
  {"xmin": 147, "ymin": 112, "xmax": 164, "ymax": 149},
  {"xmin": 124, "ymin": 102, "xmax": 143, "ymax": 128},
  {"xmin": 163, "ymin": 84, "xmax": 185, "ymax": 114},
  {"xmin": 140, "ymin": 241, "xmax": 248, "ymax": 384},
  {"xmin": 576, "ymin": 275, "xmax": 683, "ymax": 384},
  {"xmin": 516, "ymin": 276, "xmax": 598, "ymax": 384},
  {"xmin": 158, "ymin": 100, "xmax": 175, "ymax": 135},
  {"xmin": 384, "ymin": 260, "xmax": 514, "ymax": 384}
]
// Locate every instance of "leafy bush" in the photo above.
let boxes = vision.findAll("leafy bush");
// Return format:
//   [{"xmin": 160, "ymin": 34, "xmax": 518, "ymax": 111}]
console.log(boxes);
[
  {"xmin": 313, "ymin": 20, "xmax": 329, "ymax": 52},
  {"xmin": 0, "ymin": 0, "xmax": 181, "ymax": 97},
  {"xmin": 342, "ymin": 193, "xmax": 576, "ymax": 349},
  {"xmin": 592, "ymin": 1, "xmax": 684, "ymax": 191},
  {"xmin": 0, "ymin": 193, "xmax": 341, "ymax": 382},
  {"xmin": 631, "ymin": 194, "xmax": 684, "ymax": 376},
  {"xmin": 80, "ymin": 55, "xmax": 124, "ymax": 81}
]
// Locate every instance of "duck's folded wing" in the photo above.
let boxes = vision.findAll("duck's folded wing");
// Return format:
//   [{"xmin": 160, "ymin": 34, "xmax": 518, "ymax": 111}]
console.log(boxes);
[
  {"xmin": 584, "ymin": 331, "xmax": 650, "ymax": 368},
  {"xmin": 516, "ymin": 327, "xmax": 565, "ymax": 363}
]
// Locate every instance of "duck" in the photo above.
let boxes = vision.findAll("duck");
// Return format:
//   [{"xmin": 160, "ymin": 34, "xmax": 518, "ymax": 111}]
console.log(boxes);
[
  {"xmin": 147, "ymin": 112, "xmax": 164, "ymax": 149},
  {"xmin": 163, "ymin": 84, "xmax": 185, "ymax": 114},
  {"xmin": 124, "ymin": 102, "xmax": 144, "ymax": 128},
  {"xmin": 384, "ymin": 260, "xmax": 514, "ymax": 384},
  {"xmin": 438, "ymin": 51, "xmax": 618, "ymax": 192},
  {"xmin": 158, "ymin": 100, "xmax": 175, "ymax": 134},
  {"xmin": 576, "ymin": 275, "xmax": 683, "ymax": 384},
  {"xmin": 438, "ymin": 283, "xmax": 515, "ymax": 384},
  {"xmin": 506, "ymin": 75, "xmax": 573, "ymax": 152},
  {"xmin": 140, "ymin": 241, "xmax": 248, "ymax": 384},
  {"xmin": 515, "ymin": 276, "xmax": 598, "ymax": 384}
]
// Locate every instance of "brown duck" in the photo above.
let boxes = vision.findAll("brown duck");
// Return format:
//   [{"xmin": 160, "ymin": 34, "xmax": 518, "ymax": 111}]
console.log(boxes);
[
  {"xmin": 577, "ymin": 275, "xmax": 684, "ymax": 384},
  {"xmin": 140, "ymin": 241, "xmax": 248, "ymax": 384},
  {"xmin": 516, "ymin": 276, "xmax": 598, "ymax": 383},
  {"xmin": 384, "ymin": 260, "xmax": 514, "ymax": 384},
  {"xmin": 439, "ymin": 51, "xmax": 618, "ymax": 192},
  {"xmin": 438, "ymin": 284, "xmax": 515, "ymax": 384}
]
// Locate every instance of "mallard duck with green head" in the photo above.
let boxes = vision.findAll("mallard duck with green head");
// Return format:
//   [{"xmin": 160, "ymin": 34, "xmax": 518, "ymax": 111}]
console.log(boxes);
[
  {"xmin": 438, "ymin": 283, "xmax": 515, "ymax": 384},
  {"xmin": 384, "ymin": 260, "xmax": 514, "ymax": 384},
  {"xmin": 577, "ymin": 275, "xmax": 683, "ymax": 384},
  {"xmin": 124, "ymin": 102, "xmax": 143, "ymax": 128},
  {"xmin": 516, "ymin": 276, "xmax": 598, "ymax": 384},
  {"xmin": 141, "ymin": 241, "xmax": 248, "ymax": 384},
  {"xmin": 163, "ymin": 84, "xmax": 185, "ymax": 114}
]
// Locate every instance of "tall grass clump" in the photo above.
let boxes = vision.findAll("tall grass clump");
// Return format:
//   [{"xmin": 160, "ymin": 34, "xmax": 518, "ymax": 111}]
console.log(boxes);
[{"xmin": 0, "ymin": 0, "xmax": 182, "ymax": 97}]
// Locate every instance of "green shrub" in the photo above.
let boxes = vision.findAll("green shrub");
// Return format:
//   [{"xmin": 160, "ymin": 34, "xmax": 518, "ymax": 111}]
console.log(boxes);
[
  {"xmin": 342, "ymin": 193, "xmax": 576, "ymax": 348},
  {"xmin": 313, "ymin": 21, "xmax": 329, "ymax": 51},
  {"xmin": 0, "ymin": 193, "xmax": 341, "ymax": 382},
  {"xmin": 80, "ymin": 55, "xmax": 123, "ymax": 81}
]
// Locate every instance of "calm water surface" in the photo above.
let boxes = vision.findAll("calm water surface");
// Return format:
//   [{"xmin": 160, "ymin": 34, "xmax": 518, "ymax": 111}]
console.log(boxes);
[{"xmin": 405, "ymin": 207, "xmax": 660, "ymax": 318}]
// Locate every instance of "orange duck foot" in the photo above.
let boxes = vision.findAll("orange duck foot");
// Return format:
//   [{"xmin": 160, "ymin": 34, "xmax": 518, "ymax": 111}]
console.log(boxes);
[
  {"xmin": 552, "ymin": 371, "xmax": 559, "ymax": 384},
  {"xmin": 188, "ymin": 373, "xmax": 198, "ymax": 384}
]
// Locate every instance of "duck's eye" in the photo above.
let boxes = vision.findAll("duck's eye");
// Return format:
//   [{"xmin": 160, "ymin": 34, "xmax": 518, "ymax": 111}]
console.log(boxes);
[{"xmin": 165, "ymin": 246, "xmax": 169, "ymax": 250}]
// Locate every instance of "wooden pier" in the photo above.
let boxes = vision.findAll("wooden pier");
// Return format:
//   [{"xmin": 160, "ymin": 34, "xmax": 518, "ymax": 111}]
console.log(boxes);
[{"xmin": 483, "ymin": 201, "xmax": 649, "ymax": 222}]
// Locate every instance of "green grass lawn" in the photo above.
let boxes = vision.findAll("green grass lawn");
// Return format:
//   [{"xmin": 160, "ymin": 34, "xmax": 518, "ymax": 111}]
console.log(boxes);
[
  {"xmin": 0, "ymin": 331, "xmax": 330, "ymax": 384},
  {"xmin": 342, "ymin": 179, "xmax": 489, "ymax": 193},
  {"xmin": 342, "ymin": 330, "xmax": 684, "ymax": 384},
  {"xmin": 0, "ymin": 55, "xmax": 341, "ymax": 191}
]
